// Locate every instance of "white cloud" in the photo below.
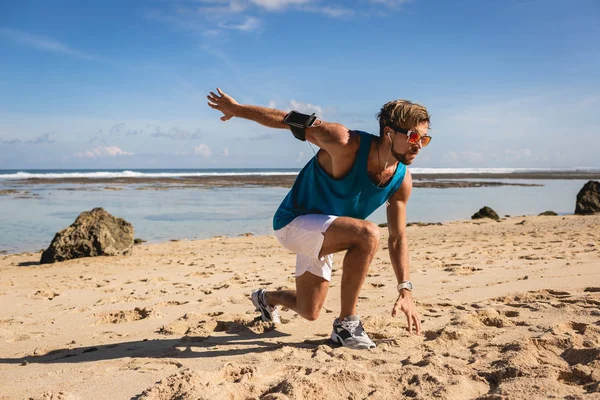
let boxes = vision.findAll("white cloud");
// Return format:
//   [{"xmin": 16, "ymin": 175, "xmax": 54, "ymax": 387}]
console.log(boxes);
[
  {"xmin": 295, "ymin": 151, "xmax": 305, "ymax": 162},
  {"xmin": 250, "ymin": 133, "xmax": 274, "ymax": 140},
  {"xmin": 193, "ymin": 144, "xmax": 212, "ymax": 157},
  {"xmin": 109, "ymin": 123, "xmax": 125, "ymax": 134},
  {"xmin": 223, "ymin": 147, "xmax": 229, "ymax": 156},
  {"xmin": 198, "ymin": 0, "xmax": 248, "ymax": 13},
  {"xmin": 289, "ymin": 99, "xmax": 324, "ymax": 115},
  {"xmin": 1, "ymin": 132, "xmax": 56, "ymax": 145},
  {"xmin": 250, "ymin": 0, "xmax": 314, "ymax": 11},
  {"xmin": 267, "ymin": 100, "xmax": 277, "ymax": 109},
  {"xmin": 442, "ymin": 151, "xmax": 485, "ymax": 164},
  {"xmin": 75, "ymin": 146, "xmax": 133, "ymax": 158},
  {"xmin": 150, "ymin": 127, "xmax": 203, "ymax": 140},
  {"xmin": 300, "ymin": 5, "xmax": 355, "ymax": 18},
  {"xmin": 218, "ymin": 16, "xmax": 261, "ymax": 31},
  {"xmin": 368, "ymin": 0, "xmax": 413, "ymax": 7},
  {"xmin": 202, "ymin": 29, "xmax": 222, "ymax": 37},
  {"xmin": 319, "ymin": 6, "xmax": 355, "ymax": 18},
  {"xmin": 200, "ymin": 44, "xmax": 241, "ymax": 76},
  {"xmin": 32, "ymin": 133, "xmax": 56, "ymax": 144},
  {"xmin": 0, "ymin": 28, "xmax": 96, "ymax": 60},
  {"xmin": 505, "ymin": 149, "xmax": 532, "ymax": 160}
]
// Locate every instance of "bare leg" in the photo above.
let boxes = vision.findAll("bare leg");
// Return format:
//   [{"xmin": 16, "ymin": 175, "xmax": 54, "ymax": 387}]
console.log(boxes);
[
  {"xmin": 266, "ymin": 217, "xmax": 379, "ymax": 322},
  {"xmin": 265, "ymin": 272, "xmax": 329, "ymax": 321},
  {"xmin": 319, "ymin": 217, "xmax": 380, "ymax": 321}
]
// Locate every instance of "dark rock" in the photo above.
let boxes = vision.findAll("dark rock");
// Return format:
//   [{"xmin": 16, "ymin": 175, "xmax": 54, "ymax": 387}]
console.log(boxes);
[
  {"xmin": 575, "ymin": 180, "xmax": 600, "ymax": 215},
  {"xmin": 378, "ymin": 223, "xmax": 388, "ymax": 228},
  {"xmin": 40, "ymin": 208, "xmax": 134, "ymax": 264},
  {"xmin": 134, "ymin": 238, "xmax": 146, "ymax": 245},
  {"xmin": 538, "ymin": 211, "xmax": 558, "ymax": 216},
  {"xmin": 406, "ymin": 222, "xmax": 443, "ymax": 227},
  {"xmin": 471, "ymin": 206, "xmax": 500, "ymax": 221}
]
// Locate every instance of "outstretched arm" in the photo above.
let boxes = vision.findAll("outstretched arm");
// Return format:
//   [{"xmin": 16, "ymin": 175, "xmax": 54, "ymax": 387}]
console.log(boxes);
[
  {"xmin": 386, "ymin": 170, "xmax": 422, "ymax": 335},
  {"xmin": 207, "ymin": 88, "xmax": 288, "ymax": 129},
  {"xmin": 207, "ymin": 88, "xmax": 355, "ymax": 155}
]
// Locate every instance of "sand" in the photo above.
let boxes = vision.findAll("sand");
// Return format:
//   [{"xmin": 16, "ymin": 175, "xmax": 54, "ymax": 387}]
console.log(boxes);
[{"xmin": 0, "ymin": 214, "xmax": 599, "ymax": 399}]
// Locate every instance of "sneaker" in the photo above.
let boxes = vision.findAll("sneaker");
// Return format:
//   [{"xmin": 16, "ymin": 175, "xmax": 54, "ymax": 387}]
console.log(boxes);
[
  {"xmin": 251, "ymin": 289, "xmax": 281, "ymax": 323},
  {"xmin": 331, "ymin": 315, "xmax": 376, "ymax": 349}
]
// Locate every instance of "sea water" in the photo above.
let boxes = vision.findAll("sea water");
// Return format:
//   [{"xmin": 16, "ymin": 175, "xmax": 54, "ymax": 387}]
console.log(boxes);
[{"xmin": 0, "ymin": 169, "xmax": 594, "ymax": 254}]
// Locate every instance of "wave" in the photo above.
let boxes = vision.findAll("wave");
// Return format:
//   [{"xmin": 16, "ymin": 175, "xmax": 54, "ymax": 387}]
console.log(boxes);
[
  {"xmin": 409, "ymin": 167, "xmax": 600, "ymax": 174},
  {"xmin": 0, "ymin": 167, "xmax": 598, "ymax": 180},
  {"xmin": 0, "ymin": 170, "xmax": 300, "ymax": 180}
]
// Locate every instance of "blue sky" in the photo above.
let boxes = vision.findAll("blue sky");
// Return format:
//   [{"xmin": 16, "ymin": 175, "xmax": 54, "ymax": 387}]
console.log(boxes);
[{"xmin": 1, "ymin": 0, "xmax": 599, "ymax": 169}]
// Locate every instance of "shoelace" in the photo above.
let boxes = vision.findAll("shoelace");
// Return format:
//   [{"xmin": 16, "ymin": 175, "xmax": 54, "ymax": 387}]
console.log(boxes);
[{"xmin": 341, "ymin": 320, "xmax": 363, "ymax": 335}]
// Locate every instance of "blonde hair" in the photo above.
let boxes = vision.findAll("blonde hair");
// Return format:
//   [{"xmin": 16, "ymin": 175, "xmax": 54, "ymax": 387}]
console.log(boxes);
[{"xmin": 376, "ymin": 100, "xmax": 431, "ymax": 137}]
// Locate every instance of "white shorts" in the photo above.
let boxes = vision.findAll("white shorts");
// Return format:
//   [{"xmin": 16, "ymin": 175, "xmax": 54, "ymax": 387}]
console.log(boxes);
[{"xmin": 274, "ymin": 214, "xmax": 338, "ymax": 281}]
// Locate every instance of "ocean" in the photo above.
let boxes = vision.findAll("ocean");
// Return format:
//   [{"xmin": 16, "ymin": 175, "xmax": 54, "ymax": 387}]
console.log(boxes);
[{"xmin": 0, "ymin": 168, "xmax": 597, "ymax": 254}]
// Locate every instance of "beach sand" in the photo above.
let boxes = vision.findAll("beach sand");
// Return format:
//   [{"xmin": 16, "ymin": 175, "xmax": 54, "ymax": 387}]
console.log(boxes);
[{"xmin": 0, "ymin": 214, "xmax": 599, "ymax": 399}]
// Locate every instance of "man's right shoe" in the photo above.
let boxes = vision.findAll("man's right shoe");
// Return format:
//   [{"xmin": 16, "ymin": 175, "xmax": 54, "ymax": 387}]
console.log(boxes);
[
  {"xmin": 331, "ymin": 315, "xmax": 376, "ymax": 349},
  {"xmin": 251, "ymin": 288, "xmax": 281, "ymax": 323}
]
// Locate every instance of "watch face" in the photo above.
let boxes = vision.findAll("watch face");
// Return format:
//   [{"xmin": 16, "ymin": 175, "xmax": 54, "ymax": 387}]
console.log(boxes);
[{"xmin": 407, "ymin": 282, "xmax": 413, "ymax": 290}]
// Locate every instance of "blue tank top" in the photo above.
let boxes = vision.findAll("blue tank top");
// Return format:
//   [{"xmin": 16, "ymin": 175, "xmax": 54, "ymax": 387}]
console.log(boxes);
[{"xmin": 273, "ymin": 131, "xmax": 407, "ymax": 230}]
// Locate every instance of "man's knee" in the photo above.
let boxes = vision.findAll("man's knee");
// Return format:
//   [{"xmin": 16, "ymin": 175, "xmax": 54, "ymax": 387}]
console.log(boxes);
[
  {"xmin": 296, "ymin": 300, "xmax": 323, "ymax": 321},
  {"xmin": 300, "ymin": 308, "xmax": 321, "ymax": 321},
  {"xmin": 357, "ymin": 221, "xmax": 380, "ymax": 251}
]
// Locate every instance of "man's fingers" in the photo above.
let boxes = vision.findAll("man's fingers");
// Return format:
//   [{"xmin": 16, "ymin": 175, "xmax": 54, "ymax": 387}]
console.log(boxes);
[
  {"xmin": 414, "ymin": 314, "xmax": 422, "ymax": 335},
  {"xmin": 216, "ymin": 88, "xmax": 224, "ymax": 96},
  {"xmin": 406, "ymin": 313, "xmax": 413, "ymax": 334},
  {"xmin": 391, "ymin": 298, "xmax": 401, "ymax": 317}
]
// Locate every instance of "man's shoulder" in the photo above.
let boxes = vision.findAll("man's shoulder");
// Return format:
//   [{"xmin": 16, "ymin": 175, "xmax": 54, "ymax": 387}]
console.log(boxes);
[{"xmin": 348, "ymin": 130, "xmax": 379, "ymax": 148}]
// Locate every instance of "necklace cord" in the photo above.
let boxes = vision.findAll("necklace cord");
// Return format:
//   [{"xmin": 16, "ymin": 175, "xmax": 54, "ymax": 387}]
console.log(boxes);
[{"xmin": 377, "ymin": 137, "xmax": 392, "ymax": 187}]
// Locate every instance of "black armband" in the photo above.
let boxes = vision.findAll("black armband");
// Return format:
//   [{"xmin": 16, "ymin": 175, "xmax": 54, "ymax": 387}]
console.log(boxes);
[{"xmin": 283, "ymin": 111, "xmax": 318, "ymax": 142}]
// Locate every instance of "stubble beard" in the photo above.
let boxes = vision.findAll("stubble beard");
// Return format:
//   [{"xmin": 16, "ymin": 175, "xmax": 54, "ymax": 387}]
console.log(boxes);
[{"xmin": 391, "ymin": 147, "xmax": 413, "ymax": 166}]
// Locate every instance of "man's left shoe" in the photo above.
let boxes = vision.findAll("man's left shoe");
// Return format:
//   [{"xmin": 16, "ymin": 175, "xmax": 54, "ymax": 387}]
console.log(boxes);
[
  {"xmin": 331, "ymin": 315, "xmax": 376, "ymax": 349},
  {"xmin": 251, "ymin": 288, "xmax": 281, "ymax": 323}
]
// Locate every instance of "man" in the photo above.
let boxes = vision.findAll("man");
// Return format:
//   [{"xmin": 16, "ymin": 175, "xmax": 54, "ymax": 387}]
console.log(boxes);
[{"xmin": 208, "ymin": 88, "xmax": 430, "ymax": 349}]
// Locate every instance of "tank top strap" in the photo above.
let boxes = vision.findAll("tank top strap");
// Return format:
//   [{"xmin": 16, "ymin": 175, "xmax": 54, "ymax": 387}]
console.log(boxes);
[{"xmin": 356, "ymin": 131, "xmax": 372, "ymax": 171}]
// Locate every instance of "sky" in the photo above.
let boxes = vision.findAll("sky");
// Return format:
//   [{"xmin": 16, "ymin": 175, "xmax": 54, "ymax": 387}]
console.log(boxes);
[{"xmin": 0, "ymin": 0, "xmax": 599, "ymax": 169}]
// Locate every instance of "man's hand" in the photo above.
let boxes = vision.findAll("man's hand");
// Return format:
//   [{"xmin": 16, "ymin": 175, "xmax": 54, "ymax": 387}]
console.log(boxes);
[
  {"xmin": 207, "ymin": 88, "xmax": 239, "ymax": 121},
  {"xmin": 391, "ymin": 290, "xmax": 422, "ymax": 335}
]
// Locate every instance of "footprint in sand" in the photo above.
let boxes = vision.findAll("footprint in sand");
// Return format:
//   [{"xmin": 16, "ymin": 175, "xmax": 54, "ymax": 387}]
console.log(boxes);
[
  {"xmin": 32, "ymin": 290, "xmax": 59, "ymax": 300},
  {"xmin": 157, "ymin": 312, "xmax": 277, "ymax": 337},
  {"xmin": 96, "ymin": 307, "xmax": 160, "ymax": 324}
]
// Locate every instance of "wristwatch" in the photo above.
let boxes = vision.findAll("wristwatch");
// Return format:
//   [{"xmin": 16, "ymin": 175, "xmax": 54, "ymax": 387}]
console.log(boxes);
[{"xmin": 397, "ymin": 281, "xmax": 413, "ymax": 292}]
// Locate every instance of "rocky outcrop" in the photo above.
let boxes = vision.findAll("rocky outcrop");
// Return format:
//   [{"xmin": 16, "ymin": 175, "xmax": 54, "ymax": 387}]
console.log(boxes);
[
  {"xmin": 538, "ymin": 211, "xmax": 558, "ymax": 216},
  {"xmin": 575, "ymin": 181, "xmax": 600, "ymax": 215},
  {"xmin": 40, "ymin": 208, "xmax": 134, "ymax": 264},
  {"xmin": 471, "ymin": 206, "xmax": 500, "ymax": 221}
]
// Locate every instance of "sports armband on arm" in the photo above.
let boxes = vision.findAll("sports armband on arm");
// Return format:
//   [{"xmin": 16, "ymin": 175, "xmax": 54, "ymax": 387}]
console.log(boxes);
[{"xmin": 283, "ymin": 111, "xmax": 318, "ymax": 141}]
